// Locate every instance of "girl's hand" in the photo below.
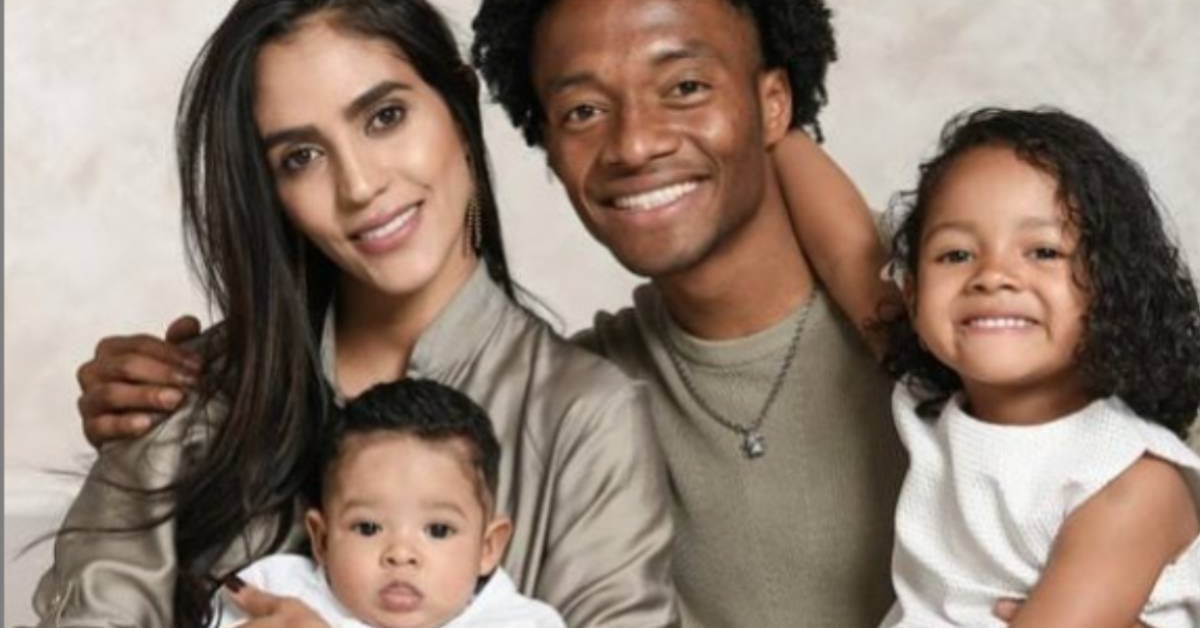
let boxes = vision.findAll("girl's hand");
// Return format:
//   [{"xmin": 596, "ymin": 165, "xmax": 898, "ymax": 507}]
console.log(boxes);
[
  {"xmin": 993, "ymin": 599, "xmax": 1145, "ymax": 628},
  {"xmin": 995, "ymin": 455, "xmax": 1197, "ymax": 628},
  {"xmin": 226, "ymin": 578, "xmax": 330, "ymax": 628},
  {"xmin": 769, "ymin": 129, "xmax": 895, "ymax": 357},
  {"xmin": 75, "ymin": 314, "xmax": 203, "ymax": 446}
]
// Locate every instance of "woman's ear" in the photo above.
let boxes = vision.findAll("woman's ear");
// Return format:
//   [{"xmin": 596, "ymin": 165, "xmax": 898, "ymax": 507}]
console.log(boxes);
[
  {"xmin": 305, "ymin": 508, "xmax": 329, "ymax": 566},
  {"xmin": 477, "ymin": 514, "xmax": 513, "ymax": 576}
]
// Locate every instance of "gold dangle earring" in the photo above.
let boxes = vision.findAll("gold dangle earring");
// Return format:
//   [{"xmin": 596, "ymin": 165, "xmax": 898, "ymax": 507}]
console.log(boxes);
[{"xmin": 466, "ymin": 196, "xmax": 482, "ymax": 253}]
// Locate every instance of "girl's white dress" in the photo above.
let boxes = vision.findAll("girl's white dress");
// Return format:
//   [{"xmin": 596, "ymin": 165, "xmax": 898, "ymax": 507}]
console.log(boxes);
[
  {"xmin": 882, "ymin": 386, "xmax": 1200, "ymax": 627},
  {"xmin": 213, "ymin": 555, "xmax": 565, "ymax": 628}
]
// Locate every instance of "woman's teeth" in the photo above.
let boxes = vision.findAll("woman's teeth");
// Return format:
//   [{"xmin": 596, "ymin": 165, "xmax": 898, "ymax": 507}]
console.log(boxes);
[{"xmin": 359, "ymin": 205, "xmax": 417, "ymax": 241}]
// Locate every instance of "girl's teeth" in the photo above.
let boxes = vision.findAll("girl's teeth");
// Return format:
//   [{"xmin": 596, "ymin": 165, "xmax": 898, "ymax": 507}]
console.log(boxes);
[
  {"xmin": 613, "ymin": 181, "xmax": 699, "ymax": 211},
  {"xmin": 361, "ymin": 206, "xmax": 417, "ymax": 241},
  {"xmin": 970, "ymin": 317, "xmax": 1032, "ymax": 329}
]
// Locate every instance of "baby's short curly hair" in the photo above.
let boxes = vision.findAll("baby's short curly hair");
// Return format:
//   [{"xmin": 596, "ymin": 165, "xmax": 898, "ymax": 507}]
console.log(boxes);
[{"xmin": 471, "ymin": 0, "xmax": 837, "ymax": 147}]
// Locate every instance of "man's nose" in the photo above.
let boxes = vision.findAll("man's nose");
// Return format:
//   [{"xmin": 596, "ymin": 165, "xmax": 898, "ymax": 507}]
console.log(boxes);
[{"xmin": 602, "ymin": 104, "xmax": 678, "ymax": 169}]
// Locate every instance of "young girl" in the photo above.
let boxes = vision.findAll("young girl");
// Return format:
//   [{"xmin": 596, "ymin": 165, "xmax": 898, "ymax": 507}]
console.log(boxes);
[{"xmin": 880, "ymin": 107, "xmax": 1200, "ymax": 627}]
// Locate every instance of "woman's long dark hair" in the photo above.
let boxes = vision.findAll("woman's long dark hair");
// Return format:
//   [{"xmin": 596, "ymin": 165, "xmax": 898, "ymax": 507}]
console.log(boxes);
[
  {"xmin": 166, "ymin": 0, "xmax": 512, "ymax": 624},
  {"xmin": 882, "ymin": 107, "xmax": 1200, "ymax": 438}
]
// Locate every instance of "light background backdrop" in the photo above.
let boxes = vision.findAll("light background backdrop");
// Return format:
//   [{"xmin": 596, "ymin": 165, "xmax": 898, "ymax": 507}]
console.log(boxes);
[{"xmin": 5, "ymin": 1, "xmax": 1199, "ymax": 623}]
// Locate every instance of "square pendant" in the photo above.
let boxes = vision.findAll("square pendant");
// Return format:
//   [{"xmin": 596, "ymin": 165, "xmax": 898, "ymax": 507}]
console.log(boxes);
[{"xmin": 742, "ymin": 431, "xmax": 765, "ymax": 459}]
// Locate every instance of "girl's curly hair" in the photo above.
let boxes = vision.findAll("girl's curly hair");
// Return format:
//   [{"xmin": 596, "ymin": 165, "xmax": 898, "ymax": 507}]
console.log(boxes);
[
  {"xmin": 883, "ymin": 107, "xmax": 1200, "ymax": 438},
  {"xmin": 470, "ymin": 0, "xmax": 836, "ymax": 147}
]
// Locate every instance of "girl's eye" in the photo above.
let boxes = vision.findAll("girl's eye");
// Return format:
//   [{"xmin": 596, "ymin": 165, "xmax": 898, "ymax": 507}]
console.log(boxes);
[
  {"xmin": 280, "ymin": 146, "xmax": 321, "ymax": 173},
  {"xmin": 367, "ymin": 105, "xmax": 406, "ymax": 133},
  {"xmin": 426, "ymin": 523, "xmax": 455, "ymax": 539},
  {"xmin": 934, "ymin": 249, "xmax": 972, "ymax": 264},
  {"xmin": 351, "ymin": 521, "xmax": 382, "ymax": 537}
]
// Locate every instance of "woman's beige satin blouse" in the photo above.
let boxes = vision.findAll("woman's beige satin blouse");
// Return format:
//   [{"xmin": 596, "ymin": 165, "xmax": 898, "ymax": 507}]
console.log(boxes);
[{"xmin": 32, "ymin": 266, "xmax": 676, "ymax": 627}]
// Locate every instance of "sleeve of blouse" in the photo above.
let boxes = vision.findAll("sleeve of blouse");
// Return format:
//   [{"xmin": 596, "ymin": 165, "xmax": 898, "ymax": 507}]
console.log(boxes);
[
  {"xmin": 30, "ymin": 401, "xmax": 213, "ymax": 628},
  {"xmin": 537, "ymin": 382, "xmax": 678, "ymax": 628}
]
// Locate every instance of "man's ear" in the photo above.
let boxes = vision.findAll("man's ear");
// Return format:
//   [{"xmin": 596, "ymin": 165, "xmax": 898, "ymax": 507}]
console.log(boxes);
[
  {"xmin": 305, "ymin": 508, "xmax": 329, "ymax": 566},
  {"xmin": 477, "ymin": 514, "xmax": 513, "ymax": 576},
  {"xmin": 758, "ymin": 67, "xmax": 793, "ymax": 147}
]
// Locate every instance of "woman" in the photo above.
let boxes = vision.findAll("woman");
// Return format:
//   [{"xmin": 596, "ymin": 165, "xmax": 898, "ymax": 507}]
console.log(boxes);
[{"xmin": 33, "ymin": 1, "xmax": 673, "ymax": 626}]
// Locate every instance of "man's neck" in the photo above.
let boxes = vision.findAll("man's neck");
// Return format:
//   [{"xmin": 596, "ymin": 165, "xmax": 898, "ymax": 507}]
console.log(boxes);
[{"xmin": 655, "ymin": 174, "xmax": 814, "ymax": 340}]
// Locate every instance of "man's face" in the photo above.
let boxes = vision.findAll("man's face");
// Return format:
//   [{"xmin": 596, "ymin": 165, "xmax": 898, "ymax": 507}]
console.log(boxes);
[{"xmin": 531, "ymin": 0, "xmax": 791, "ymax": 278}]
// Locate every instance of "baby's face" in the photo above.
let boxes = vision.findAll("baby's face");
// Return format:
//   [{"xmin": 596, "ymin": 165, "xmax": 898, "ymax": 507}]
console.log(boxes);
[{"xmin": 306, "ymin": 432, "xmax": 507, "ymax": 628}]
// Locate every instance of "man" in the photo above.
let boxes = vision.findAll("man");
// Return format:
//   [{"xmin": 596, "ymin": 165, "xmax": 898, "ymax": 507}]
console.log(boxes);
[
  {"xmin": 75, "ymin": 0, "xmax": 904, "ymax": 625},
  {"xmin": 471, "ymin": 1, "xmax": 904, "ymax": 625}
]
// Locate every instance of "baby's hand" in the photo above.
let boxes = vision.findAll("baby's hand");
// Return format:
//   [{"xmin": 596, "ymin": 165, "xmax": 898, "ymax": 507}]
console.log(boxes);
[{"xmin": 225, "ymin": 576, "xmax": 330, "ymax": 628}]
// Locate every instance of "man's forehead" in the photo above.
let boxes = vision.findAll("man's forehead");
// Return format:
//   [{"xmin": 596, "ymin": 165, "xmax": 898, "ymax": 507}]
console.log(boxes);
[{"xmin": 531, "ymin": 0, "xmax": 758, "ymax": 82}]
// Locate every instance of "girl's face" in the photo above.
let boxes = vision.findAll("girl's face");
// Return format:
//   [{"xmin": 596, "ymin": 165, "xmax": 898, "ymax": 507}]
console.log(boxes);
[
  {"xmin": 910, "ymin": 145, "xmax": 1090, "ymax": 423},
  {"xmin": 253, "ymin": 15, "xmax": 475, "ymax": 301}
]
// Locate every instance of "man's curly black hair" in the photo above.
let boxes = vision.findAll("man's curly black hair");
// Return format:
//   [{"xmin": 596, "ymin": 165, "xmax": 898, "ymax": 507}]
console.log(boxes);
[
  {"xmin": 883, "ymin": 107, "xmax": 1200, "ymax": 438},
  {"xmin": 310, "ymin": 378, "xmax": 502, "ymax": 512},
  {"xmin": 470, "ymin": 0, "xmax": 836, "ymax": 147}
]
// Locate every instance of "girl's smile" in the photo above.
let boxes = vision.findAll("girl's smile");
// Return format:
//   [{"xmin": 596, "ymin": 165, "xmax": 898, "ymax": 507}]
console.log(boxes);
[{"xmin": 911, "ymin": 145, "xmax": 1091, "ymax": 424}]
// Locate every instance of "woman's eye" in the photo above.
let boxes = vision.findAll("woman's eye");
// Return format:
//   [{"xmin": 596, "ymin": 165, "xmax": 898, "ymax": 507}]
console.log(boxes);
[
  {"xmin": 368, "ymin": 105, "xmax": 407, "ymax": 133},
  {"xmin": 934, "ymin": 249, "xmax": 972, "ymax": 264},
  {"xmin": 351, "ymin": 521, "xmax": 382, "ymax": 537},
  {"xmin": 281, "ymin": 147, "xmax": 320, "ymax": 172},
  {"xmin": 426, "ymin": 523, "xmax": 455, "ymax": 539}
]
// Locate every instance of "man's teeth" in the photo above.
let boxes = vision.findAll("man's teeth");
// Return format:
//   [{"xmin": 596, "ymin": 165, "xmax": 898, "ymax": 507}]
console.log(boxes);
[
  {"xmin": 613, "ymin": 181, "xmax": 698, "ymax": 211},
  {"xmin": 968, "ymin": 317, "xmax": 1032, "ymax": 329},
  {"xmin": 360, "ymin": 206, "xmax": 417, "ymax": 241}
]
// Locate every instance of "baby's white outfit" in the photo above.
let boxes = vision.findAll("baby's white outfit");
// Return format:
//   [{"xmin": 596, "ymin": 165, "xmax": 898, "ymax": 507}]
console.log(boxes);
[
  {"xmin": 881, "ymin": 386, "xmax": 1200, "ymax": 627},
  {"xmin": 213, "ymin": 554, "xmax": 565, "ymax": 627}
]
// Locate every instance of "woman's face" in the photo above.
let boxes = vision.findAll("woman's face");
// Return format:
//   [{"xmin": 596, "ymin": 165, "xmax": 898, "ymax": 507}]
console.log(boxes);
[{"xmin": 253, "ymin": 15, "xmax": 475, "ymax": 300}]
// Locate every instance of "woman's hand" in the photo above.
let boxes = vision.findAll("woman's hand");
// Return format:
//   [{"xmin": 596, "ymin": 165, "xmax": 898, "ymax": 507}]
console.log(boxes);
[
  {"xmin": 76, "ymin": 314, "xmax": 203, "ymax": 446},
  {"xmin": 226, "ymin": 578, "xmax": 330, "ymax": 628}
]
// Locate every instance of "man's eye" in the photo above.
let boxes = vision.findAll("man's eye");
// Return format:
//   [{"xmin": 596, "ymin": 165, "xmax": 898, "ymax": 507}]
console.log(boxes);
[
  {"xmin": 426, "ymin": 523, "xmax": 455, "ymax": 539},
  {"xmin": 563, "ymin": 104, "xmax": 599, "ymax": 125},
  {"xmin": 934, "ymin": 249, "xmax": 972, "ymax": 264},
  {"xmin": 281, "ymin": 147, "xmax": 320, "ymax": 172},
  {"xmin": 368, "ymin": 105, "xmax": 407, "ymax": 133},
  {"xmin": 351, "ymin": 521, "xmax": 382, "ymax": 536},
  {"xmin": 670, "ymin": 80, "xmax": 708, "ymax": 97}
]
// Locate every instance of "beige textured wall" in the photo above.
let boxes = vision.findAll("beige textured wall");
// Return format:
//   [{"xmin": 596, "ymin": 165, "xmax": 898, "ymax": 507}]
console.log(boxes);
[{"xmin": 5, "ymin": 0, "xmax": 1199, "ymax": 621}]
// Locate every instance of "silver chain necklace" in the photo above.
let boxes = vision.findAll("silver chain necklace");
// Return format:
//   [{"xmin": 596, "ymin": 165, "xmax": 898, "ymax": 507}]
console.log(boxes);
[{"xmin": 661, "ymin": 302, "xmax": 811, "ymax": 459}]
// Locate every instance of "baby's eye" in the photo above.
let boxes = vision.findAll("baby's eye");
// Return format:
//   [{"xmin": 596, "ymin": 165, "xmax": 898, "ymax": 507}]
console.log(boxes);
[
  {"xmin": 367, "ymin": 105, "xmax": 407, "ymax": 134},
  {"xmin": 934, "ymin": 249, "xmax": 972, "ymax": 264},
  {"xmin": 426, "ymin": 523, "xmax": 456, "ymax": 539},
  {"xmin": 351, "ymin": 521, "xmax": 382, "ymax": 537},
  {"xmin": 1029, "ymin": 246, "xmax": 1065, "ymax": 261},
  {"xmin": 280, "ymin": 146, "xmax": 321, "ymax": 173}
]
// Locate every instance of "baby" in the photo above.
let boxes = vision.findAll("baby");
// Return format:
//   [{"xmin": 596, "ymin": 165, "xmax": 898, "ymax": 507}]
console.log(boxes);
[{"xmin": 217, "ymin": 378, "xmax": 565, "ymax": 628}]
